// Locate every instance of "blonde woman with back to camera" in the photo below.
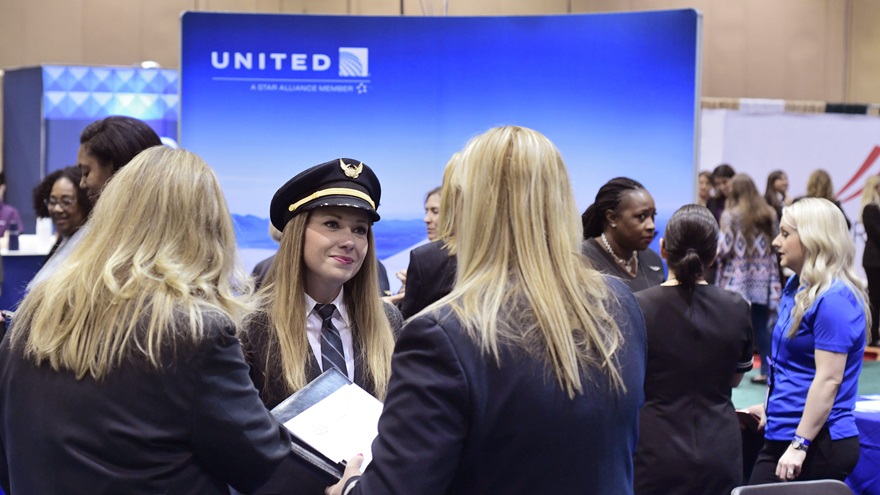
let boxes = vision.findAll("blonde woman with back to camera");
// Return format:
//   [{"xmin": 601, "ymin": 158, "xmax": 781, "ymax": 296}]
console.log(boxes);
[
  {"xmin": 747, "ymin": 198, "xmax": 869, "ymax": 484},
  {"xmin": 0, "ymin": 147, "xmax": 303, "ymax": 494},
  {"xmin": 326, "ymin": 125, "xmax": 647, "ymax": 495}
]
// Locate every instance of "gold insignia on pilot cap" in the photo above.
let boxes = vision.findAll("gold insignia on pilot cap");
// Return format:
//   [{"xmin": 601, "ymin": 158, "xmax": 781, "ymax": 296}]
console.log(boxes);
[{"xmin": 340, "ymin": 159, "xmax": 364, "ymax": 179}]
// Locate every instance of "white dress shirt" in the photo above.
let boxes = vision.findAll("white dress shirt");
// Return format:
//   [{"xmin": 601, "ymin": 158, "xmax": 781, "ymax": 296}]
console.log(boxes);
[{"xmin": 304, "ymin": 289, "xmax": 355, "ymax": 382}]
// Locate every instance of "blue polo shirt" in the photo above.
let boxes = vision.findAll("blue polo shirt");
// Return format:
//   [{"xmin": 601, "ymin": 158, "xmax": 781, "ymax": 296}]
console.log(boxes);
[{"xmin": 765, "ymin": 276, "xmax": 866, "ymax": 441}]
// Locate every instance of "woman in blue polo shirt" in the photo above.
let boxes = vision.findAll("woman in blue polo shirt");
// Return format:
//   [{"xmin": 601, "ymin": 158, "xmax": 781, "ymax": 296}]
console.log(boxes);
[{"xmin": 748, "ymin": 197, "xmax": 870, "ymax": 484}]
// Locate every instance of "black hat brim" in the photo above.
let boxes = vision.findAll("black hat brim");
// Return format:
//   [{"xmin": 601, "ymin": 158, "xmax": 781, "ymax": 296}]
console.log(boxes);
[{"xmin": 296, "ymin": 195, "xmax": 380, "ymax": 222}]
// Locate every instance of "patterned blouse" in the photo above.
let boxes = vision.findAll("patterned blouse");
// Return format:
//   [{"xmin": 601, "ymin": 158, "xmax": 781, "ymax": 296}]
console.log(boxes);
[{"xmin": 716, "ymin": 209, "xmax": 781, "ymax": 309}]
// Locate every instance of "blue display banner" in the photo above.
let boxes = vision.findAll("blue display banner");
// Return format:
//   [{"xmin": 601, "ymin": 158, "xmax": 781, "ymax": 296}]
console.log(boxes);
[{"xmin": 180, "ymin": 11, "xmax": 701, "ymax": 276}]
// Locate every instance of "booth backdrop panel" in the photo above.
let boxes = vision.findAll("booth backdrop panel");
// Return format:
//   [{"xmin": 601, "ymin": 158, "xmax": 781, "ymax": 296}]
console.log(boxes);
[
  {"xmin": 180, "ymin": 11, "xmax": 702, "ymax": 280},
  {"xmin": 2, "ymin": 68, "xmax": 43, "ymax": 235}
]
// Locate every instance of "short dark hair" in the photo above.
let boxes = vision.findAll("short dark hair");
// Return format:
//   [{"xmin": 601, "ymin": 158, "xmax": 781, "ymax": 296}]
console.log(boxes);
[
  {"xmin": 663, "ymin": 205, "xmax": 718, "ymax": 290},
  {"xmin": 712, "ymin": 164, "xmax": 735, "ymax": 179},
  {"xmin": 32, "ymin": 166, "xmax": 93, "ymax": 219},
  {"xmin": 79, "ymin": 116, "xmax": 162, "ymax": 172},
  {"xmin": 581, "ymin": 177, "xmax": 646, "ymax": 238}
]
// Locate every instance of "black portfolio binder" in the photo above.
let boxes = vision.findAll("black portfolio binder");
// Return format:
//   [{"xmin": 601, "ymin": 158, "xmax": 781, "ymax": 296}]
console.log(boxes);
[{"xmin": 270, "ymin": 368, "xmax": 352, "ymax": 484}]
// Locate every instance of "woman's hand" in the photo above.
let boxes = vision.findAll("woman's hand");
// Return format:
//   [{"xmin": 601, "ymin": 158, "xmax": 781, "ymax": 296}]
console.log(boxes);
[
  {"xmin": 325, "ymin": 454, "xmax": 364, "ymax": 495},
  {"xmin": 745, "ymin": 403, "xmax": 766, "ymax": 430},
  {"xmin": 776, "ymin": 445, "xmax": 806, "ymax": 481}
]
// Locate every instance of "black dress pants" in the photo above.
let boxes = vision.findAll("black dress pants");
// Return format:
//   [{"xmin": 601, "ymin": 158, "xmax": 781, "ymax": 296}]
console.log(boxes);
[{"xmin": 748, "ymin": 427, "xmax": 860, "ymax": 485}]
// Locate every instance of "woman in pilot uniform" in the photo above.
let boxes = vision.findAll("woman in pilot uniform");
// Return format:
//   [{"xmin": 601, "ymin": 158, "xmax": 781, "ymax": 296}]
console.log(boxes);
[{"xmin": 243, "ymin": 158, "xmax": 402, "ymax": 411}]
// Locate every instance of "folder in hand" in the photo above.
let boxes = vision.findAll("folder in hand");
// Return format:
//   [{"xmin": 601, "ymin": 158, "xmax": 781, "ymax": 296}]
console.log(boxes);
[{"xmin": 270, "ymin": 368, "xmax": 382, "ymax": 484}]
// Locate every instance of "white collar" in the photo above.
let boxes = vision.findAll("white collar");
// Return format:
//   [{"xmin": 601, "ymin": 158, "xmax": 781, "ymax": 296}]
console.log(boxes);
[{"xmin": 304, "ymin": 288, "xmax": 348, "ymax": 323}]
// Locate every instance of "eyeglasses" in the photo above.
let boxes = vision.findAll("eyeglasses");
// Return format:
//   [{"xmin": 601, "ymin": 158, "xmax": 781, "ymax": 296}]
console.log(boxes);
[{"xmin": 44, "ymin": 197, "xmax": 76, "ymax": 210}]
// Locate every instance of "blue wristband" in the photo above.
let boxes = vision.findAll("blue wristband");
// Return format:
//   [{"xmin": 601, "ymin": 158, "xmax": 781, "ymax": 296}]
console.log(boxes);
[{"xmin": 792, "ymin": 434, "xmax": 811, "ymax": 451}]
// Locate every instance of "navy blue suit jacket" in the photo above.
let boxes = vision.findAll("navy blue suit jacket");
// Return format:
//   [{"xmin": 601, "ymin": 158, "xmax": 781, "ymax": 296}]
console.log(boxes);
[{"xmin": 351, "ymin": 277, "xmax": 647, "ymax": 495}]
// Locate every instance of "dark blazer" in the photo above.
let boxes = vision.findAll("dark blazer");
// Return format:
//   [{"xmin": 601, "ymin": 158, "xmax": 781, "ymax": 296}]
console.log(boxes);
[
  {"xmin": 863, "ymin": 204, "xmax": 880, "ymax": 268},
  {"xmin": 0, "ymin": 312, "xmax": 302, "ymax": 495},
  {"xmin": 251, "ymin": 254, "xmax": 276, "ymax": 290},
  {"xmin": 349, "ymin": 277, "xmax": 647, "ymax": 495},
  {"xmin": 243, "ymin": 303, "xmax": 403, "ymax": 409},
  {"xmin": 399, "ymin": 241, "xmax": 457, "ymax": 319}
]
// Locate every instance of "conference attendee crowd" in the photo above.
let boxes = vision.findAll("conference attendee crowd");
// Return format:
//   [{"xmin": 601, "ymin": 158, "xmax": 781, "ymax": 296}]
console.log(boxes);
[{"xmin": 0, "ymin": 116, "xmax": 874, "ymax": 495}]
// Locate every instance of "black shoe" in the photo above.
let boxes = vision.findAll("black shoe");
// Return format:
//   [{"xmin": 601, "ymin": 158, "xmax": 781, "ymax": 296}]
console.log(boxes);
[{"xmin": 750, "ymin": 375, "xmax": 768, "ymax": 385}]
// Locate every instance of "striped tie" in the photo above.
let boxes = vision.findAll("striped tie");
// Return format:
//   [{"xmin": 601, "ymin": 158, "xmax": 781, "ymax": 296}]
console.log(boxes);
[{"xmin": 315, "ymin": 303, "xmax": 348, "ymax": 377}]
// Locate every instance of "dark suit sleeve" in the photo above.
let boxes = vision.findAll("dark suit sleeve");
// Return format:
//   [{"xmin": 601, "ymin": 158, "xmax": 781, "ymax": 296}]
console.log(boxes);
[
  {"xmin": 376, "ymin": 261, "xmax": 391, "ymax": 297},
  {"xmin": 382, "ymin": 302, "xmax": 405, "ymax": 337},
  {"xmin": 350, "ymin": 316, "xmax": 470, "ymax": 495},
  {"xmin": 399, "ymin": 251, "xmax": 424, "ymax": 319},
  {"xmin": 188, "ymin": 320, "xmax": 297, "ymax": 494},
  {"xmin": 737, "ymin": 298, "xmax": 755, "ymax": 373},
  {"xmin": 864, "ymin": 204, "xmax": 880, "ymax": 243}
]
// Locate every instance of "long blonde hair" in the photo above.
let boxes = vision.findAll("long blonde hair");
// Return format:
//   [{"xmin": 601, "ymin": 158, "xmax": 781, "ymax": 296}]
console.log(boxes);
[
  {"xmin": 436, "ymin": 153, "xmax": 462, "ymax": 255},
  {"xmin": 429, "ymin": 125, "xmax": 623, "ymax": 398},
  {"xmin": 12, "ymin": 146, "xmax": 253, "ymax": 379},
  {"xmin": 860, "ymin": 175, "xmax": 880, "ymax": 223},
  {"xmin": 726, "ymin": 174, "xmax": 777, "ymax": 249},
  {"xmin": 783, "ymin": 198, "xmax": 871, "ymax": 337},
  {"xmin": 255, "ymin": 212, "xmax": 394, "ymax": 399}
]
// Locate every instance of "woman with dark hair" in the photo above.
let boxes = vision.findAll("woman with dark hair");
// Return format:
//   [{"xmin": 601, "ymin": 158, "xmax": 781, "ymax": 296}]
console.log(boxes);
[
  {"xmin": 706, "ymin": 164, "xmax": 736, "ymax": 222},
  {"xmin": 581, "ymin": 177, "xmax": 664, "ymax": 292},
  {"xmin": 764, "ymin": 170, "xmax": 791, "ymax": 223},
  {"xmin": 31, "ymin": 166, "xmax": 92, "ymax": 263},
  {"xmin": 78, "ymin": 115, "xmax": 162, "ymax": 204},
  {"xmin": 633, "ymin": 205, "xmax": 753, "ymax": 494},
  {"xmin": 697, "ymin": 170, "xmax": 714, "ymax": 207},
  {"xmin": 717, "ymin": 174, "xmax": 781, "ymax": 384},
  {"xmin": 27, "ymin": 116, "xmax": 162, "ymax": 292}
]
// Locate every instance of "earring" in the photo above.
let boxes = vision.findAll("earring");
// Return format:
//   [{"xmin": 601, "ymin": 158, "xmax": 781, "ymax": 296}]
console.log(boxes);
[{"xmin": 611, "ymin": 223, "xmax": 617, "ymax": 228}]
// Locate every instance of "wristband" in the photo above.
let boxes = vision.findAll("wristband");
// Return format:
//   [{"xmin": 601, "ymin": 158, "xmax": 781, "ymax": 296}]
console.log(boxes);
[{"xmin": 791, "ymin": 434, "xmax": 811, "ymax": 451}]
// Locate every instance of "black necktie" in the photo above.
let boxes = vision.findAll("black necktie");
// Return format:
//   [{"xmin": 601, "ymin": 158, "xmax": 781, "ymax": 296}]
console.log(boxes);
[{"xmin": 315, "ymin": 303, "xmax": 348, "ymax": 377}]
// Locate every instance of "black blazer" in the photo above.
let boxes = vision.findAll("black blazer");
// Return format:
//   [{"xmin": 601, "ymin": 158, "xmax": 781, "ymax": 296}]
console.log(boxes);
[
  {"xmin": 0, "ymin": 312, "xmax": 302, "ymax": 495},
  {"xmin": 349, "ymin": 277, "xmax": 647, "ymax": 495},
  {"xmin": 399, "ymin": 241, "xmax": 457, "ymax": 319},
  {"xmin": 864, "ymin": 204, "xmax": 880, "ymax": 268}
]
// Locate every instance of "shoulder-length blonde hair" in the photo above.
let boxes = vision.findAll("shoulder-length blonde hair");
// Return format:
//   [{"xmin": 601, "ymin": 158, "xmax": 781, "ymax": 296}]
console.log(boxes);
[
  {"xmin": 860, "ymin": 175, "xmax": 880, "ymax": 222},
  {"xmin": 727, "ymin": 173, "xmax": 777, "ymax": 248},
  {"xmin": 428, "ymin": 125, "xmax": 623, "ymax": 398},
  {"xmin": 783, "ymin": 198, "xmax": 871, "ymax": 337},
  {"xmin": 12, "ymin": 146, "xmax": 253, "ymax": 379},
  {"xmin": 255, "ymin": 211, "xmax": 394, "ymax": 399},
  {"xmin": 806, "ymin": 169, "xmax": 835, "ymax": 201}
]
